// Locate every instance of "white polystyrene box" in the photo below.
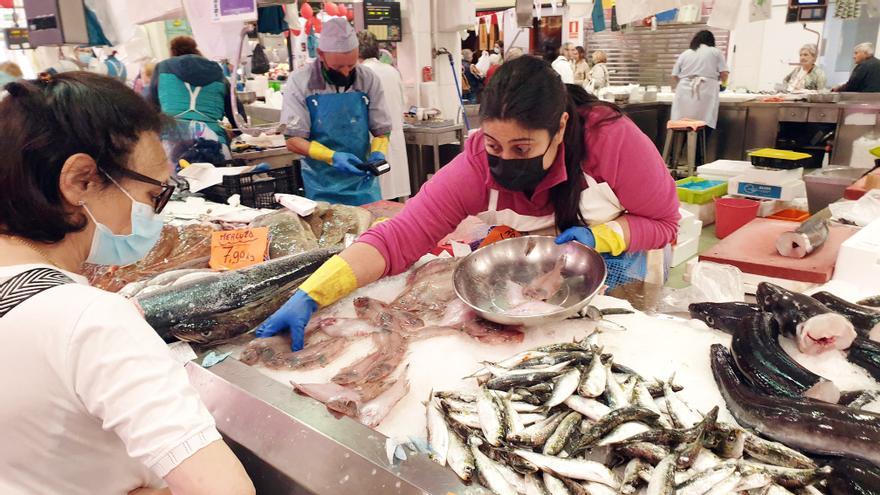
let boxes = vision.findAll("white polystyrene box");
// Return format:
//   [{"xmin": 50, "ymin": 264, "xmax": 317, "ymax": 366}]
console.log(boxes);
[{"xmin": 833, "ymin": 218, "xmax": 880, "ymax": 295}]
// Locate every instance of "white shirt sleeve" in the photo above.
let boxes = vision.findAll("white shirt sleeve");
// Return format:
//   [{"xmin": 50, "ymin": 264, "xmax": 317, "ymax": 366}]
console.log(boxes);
[
  {"xmin": 62, "ymin": 291, "xmax": 221, "ymax": 478},
  {"xmin": 716, "ymin": 48, "xmax": 730, "ymax": 73},
  {"xmin": 672, "ymin": 53, "xmax": 684, "ymax": 77}
]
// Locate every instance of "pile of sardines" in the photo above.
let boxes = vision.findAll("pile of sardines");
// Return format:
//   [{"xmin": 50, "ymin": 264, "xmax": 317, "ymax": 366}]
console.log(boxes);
[{"xmin": 425, "ymin": 333, "xmax": 859, "ymax": 495}]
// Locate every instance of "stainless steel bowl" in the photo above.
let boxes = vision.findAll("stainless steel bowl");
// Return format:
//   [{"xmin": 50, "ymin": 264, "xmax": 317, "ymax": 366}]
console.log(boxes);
[
  {"xmin": 453, "ymin": 236, "xmax": 607, "ymax": 326},
  {"xmin": 236, "ymin": 91, "xmax": 257, "ymax": 104}
]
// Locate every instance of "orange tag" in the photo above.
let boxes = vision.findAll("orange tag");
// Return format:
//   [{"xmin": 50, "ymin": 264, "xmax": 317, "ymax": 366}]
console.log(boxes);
[
  {"xmin": 478, "ymin": 225, "xmax": 522, "ymax": 248},
  {"xmin": 209, "ymin": 227, "xmax": 269, "ymax": 271}
]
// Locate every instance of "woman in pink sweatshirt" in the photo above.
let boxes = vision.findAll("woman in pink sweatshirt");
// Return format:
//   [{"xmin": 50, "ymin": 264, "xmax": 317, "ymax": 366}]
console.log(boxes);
[{"xmin": 256, "ymin": 56, "xmax": 680, "ymax": 351}]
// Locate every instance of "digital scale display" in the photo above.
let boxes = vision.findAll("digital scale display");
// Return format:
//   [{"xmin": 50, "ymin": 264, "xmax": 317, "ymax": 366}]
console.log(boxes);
[
  {"xmin": 363, "ymin": 1, "xmax": 402, "ymax": 42},
  {"xmin": 787, "ymin": 0, "xmax": 827, "ymax": 22}
]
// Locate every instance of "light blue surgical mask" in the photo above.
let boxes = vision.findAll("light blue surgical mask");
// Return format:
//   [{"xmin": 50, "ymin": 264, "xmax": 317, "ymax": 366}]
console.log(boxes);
[
  {"xmin": 78, "ymin": 53, "xmax": 94, "ymax": 66},
  {"xmin": 82, "ymin": 174, "xmax": 164, "ymax": 266}
]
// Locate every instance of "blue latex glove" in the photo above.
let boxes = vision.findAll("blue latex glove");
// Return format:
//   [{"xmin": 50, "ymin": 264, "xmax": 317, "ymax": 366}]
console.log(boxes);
[
  {"xmin": 555, "ymin": 226, "xmax": 596, "ymax": 249},
  {"xmin": 254, "ymin": 290, "xmax": 319, "ymax": 351},
  {"xmin": 331, "ymin": 152, "xmax": 369, "ymax": 176},
  {"xmin": 368, "ymin": 151, "xmax": 386, "ymax": 163}
]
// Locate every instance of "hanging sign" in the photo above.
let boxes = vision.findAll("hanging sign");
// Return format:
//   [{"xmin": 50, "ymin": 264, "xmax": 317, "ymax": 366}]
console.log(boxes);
[{"xmin": 212, "ymin": 0, "xmax": 258, "ymax": 23}]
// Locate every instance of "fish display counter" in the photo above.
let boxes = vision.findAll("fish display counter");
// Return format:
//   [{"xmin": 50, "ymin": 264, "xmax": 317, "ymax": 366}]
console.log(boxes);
[{"xmin": 160, "ymin": 252, "xmax": 880, "ymax": 494}]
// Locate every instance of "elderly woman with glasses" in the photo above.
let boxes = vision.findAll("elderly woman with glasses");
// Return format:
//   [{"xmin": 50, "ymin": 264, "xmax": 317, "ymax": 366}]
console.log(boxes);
[
  {"xmin": 783, "ymin": 44, "xmax": 826, "ymax": 91},
  {"xmin": 0, "ymin": 72, "xmax": 254, "ymax": 495}
]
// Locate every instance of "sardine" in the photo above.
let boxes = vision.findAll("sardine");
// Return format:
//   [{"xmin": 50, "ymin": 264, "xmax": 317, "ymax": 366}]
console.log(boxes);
[
  {"xmin": 662, "ymin": 380, "xmax": 702, "ymax": 428},
  {"xmin": 446, "ymin": 429, "xmax": 476, "ymax": 482},
  {"xmin": 812, "ymin": 291, "xmax": 880, "ymax": 342},
  {"xmin": 543, "ymin": 411, "xmax": 582, "ymax": 456},
  {"xmin": 857, "ymin": 295, "xmax": 880, "ymax": 308},
  {"xmin": 742, "ymin": 431, "xmax": 816, "ymax": 469},
  {"xmin": 738, "ymin": 461, "xmax": 833, "ymax": 489},
  {"xmin": 757, "ymin": 282, "xmax": 857, "ymax": 355},
  {"xmin": 603, "ymin": 361, "xmax": 630, "ymax": 409},
  {"xmin": 620, "ymin": 458, "xmax": 651, "ymax": 494},
  {"xmin": 704, "ymin": 472, "xmax": 742, "ymax": 495},
  {"xmin": 711, "ymin": 344, "xmax": 880, "ymax": 466},
  {"xmin": 612, "ymin": 442, "xmax": 670, "ymax": 465},
  {"xmin": 546, "ymin": 368, "xmax": 582, "ymax": 408},
  {"xmin": 138, "ymin": 247, "xmax": 340, "ymax": 340},
  {"xmin": 645, "ymin": 454, "xmax": 676, "ymax": 495},
  {"xmin": 543, "ymin": 473, "xmax": 573, "ymax": 495},
  {"xmin": 575, "ymin": 407, "xmax": 661, "ymax": 451},
  {"xmin": 632, "ymin": 380, "xmax": 672, "ymax": 428},
  {"xmin": 508, "ymin": 412, "xmax": 567, "ymax": 446},
  {"xmin": 501, "ymin": 393, "xmax": 524, "ymax": 436},
  {"xmin": 675, "ymin": 463, "xmax": 737, "ymax": 495},
  {"xmin": 513, "ymin": 450, "xmax": 620, "ymax": 488},
  {"xmin": 470, "ymin": 437, "xmax": 518, "ymax": 495},
  {"xmin": 564, "ymin": 396, "xmax": 611, "ymax": 421},
  {"xmin": 477, "ymin": 388, "xmax": 508, "ymax": 447},
  {"xmin": 426, "ymin": 398, "xmax": 449, "ymax": 466},
  {"xmin": 846, "ymin": 390, "xmax": 880, "ymax": 410},
  {"xmin": 525, "ymin": 473, "xmax": 551, "ymax": 495},
  {"xmin": 688, "ymin": 301, "xmax": 761, "ymax": 335},
  {"xmin": 711, "ymin": 423, "xmax": 746, "ymax": 459},
  {"xmin": 487, "ymin": 370, "xmax": 564, "ymax": 390},
  {"xmin": 578, "ymin": 354, "xmax": 606, "ymax": 398},
  {"xmin": 731, "ymin": 312, "xmax": 839, "ymax": 402},
  {"xmin": 596, "ymin": 422, "xmax": 652, "ymax": 446}
]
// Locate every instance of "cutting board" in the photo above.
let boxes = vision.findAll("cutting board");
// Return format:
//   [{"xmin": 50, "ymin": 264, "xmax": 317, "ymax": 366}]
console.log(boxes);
[{"xmin": 699, "ymin": 218, "xmax": 859, "ymax": 283}]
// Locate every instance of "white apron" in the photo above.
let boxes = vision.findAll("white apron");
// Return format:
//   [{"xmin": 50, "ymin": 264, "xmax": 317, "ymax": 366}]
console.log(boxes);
[
  {"xmin": 475, "ymin": 174, "xmax": 667, "ymax": 288},
  {"xmin": 362, "ymin": 59, "xmax": 411, "ymax": 200},
  {"xmin": 671, "ymin": 76, "xmax": 720, "ymax": 128}
]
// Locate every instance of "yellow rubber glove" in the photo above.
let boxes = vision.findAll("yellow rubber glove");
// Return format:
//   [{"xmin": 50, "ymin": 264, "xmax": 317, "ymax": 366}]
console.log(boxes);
[
  {"xmin": 591, "ymin": 223, "xmax": 628, "ymax": 256},
  {"xmin": 370, "ymin": 134, "xmax": 390, "ymax": 156},
  {"xmin": 308, "ymin": 141, "xmax": 336, "ymax": 165},
  {"xmin": 298, "ymin": 255, "xmax": 359, "ymax": 307}
]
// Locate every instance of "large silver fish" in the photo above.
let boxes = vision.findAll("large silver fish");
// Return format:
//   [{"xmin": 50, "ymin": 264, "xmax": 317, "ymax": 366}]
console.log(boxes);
[{"xmin": 137, "ymin": 247, "xmax": 340, "ymax": 343}]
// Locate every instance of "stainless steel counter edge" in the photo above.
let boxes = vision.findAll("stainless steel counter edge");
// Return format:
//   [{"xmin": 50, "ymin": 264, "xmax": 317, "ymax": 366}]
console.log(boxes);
[{"xmin": 185, "ymin": 358, "xmax": 480, "ymax": 494}]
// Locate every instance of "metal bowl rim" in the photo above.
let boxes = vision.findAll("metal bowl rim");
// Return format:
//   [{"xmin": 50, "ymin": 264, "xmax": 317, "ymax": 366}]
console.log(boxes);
[{"xmin": 452, "ymin": 235, "xmax": 608, "ymax": 324}]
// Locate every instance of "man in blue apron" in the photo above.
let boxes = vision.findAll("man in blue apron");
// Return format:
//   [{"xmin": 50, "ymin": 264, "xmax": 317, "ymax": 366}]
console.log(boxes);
[{"xmin": 280, "ymin": 17, "xmax": 392, "ymax": 206}]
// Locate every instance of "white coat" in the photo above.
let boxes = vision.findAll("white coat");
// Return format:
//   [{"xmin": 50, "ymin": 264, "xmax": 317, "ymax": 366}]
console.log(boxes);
[
  {"xmin": 670, "ymin": 45, "xmax": 729, "ymax": 129},
  {"xmin": 362, "ymin": 58, "xmax": 411, "ymax": 200}
]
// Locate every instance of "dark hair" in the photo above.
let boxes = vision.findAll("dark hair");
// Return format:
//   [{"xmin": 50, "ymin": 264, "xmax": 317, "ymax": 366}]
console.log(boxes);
[
  {"xmin": 171, "ymin": 36, "xmax": 201, "ymax": 57},
  {"xmin": 542, "ymin": 41, "xmax": 560, "ymax": 63},
  {"xmin": 0, "ymin": 72, "xmax": 165, "ymax": 243},
  {"xmin": 479, "ymin": 57, "xmax": 622, "ymax": 232},
  {"xmin": 358, "ymin": 31, "xmax": 380, "ymax": 60},
  {"xmin": 576, "ymin": 46, "xmax": 586, "ymax": 62},
  {"xmin": 690, "ymin": 30, "xmax": 716, "ymax": 50}
]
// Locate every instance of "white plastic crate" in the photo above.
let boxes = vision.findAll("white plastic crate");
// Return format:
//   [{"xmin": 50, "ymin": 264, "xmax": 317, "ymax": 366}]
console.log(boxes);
[
  {"xmin": 681, "ymin": 201, "xmax": 716, "ymax": 226},
  {"xmin": 833, "ymin": 218, "xmax": 880, "ymax": 295},
  {"xmin": 671, "ymin": 235, "xmax": 700, "ymax": 267}
]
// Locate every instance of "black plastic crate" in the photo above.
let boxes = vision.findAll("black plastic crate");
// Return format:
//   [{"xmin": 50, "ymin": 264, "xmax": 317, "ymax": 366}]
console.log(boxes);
[{"xmin": 203, "ymin": 164, "xmax": 298, "ymax": 209}]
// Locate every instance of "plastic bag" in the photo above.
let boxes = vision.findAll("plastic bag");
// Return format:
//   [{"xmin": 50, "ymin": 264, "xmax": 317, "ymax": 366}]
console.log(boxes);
[{"xmin": 655, "ymin": 262, "xmax": 744, "ymax": 314}]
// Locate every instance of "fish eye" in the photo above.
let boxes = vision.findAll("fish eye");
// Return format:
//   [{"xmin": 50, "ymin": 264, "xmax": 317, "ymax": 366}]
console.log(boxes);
[
  {"xmin": 200, "ymin": 330, "xmax": 213, "ymax": 338},
  {"xmin": 705, "ymin": 316, "xmax": 715, "ymax": 326},
  {"xmin": 763, "ymin": 295, "xmax": 773, "ymax": 306}
]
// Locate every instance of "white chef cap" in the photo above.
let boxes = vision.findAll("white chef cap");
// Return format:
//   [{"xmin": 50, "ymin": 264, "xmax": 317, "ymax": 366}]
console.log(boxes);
[{"xmin": 318, "ymin": 18, "xmax": 358, "ymax": 53}]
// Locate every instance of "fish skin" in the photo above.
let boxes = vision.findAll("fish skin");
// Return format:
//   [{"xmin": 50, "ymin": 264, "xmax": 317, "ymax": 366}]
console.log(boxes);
[
  {"xmin": 477, "ymin": 388, "xmax": 507, "ymax": 447},
  {"xmin": 513, "ymin": 450, "xmax": 620, "ymax": 488},
  {"xmin": 543, "ymin": 473, "xmax": 573, "ymax": 495},
  {"xmin": 675, "ymin": 463, "xmax": 737, "ymax": 495},
  {"xmin": 508, "ymin": 412, "xmax": 567, "ymax": 446},
  {"xmin": 821, "ymin": 457, "xmax": 880, "ymax": 495},
  {"xmin": 331, "ymin": 331, "xmax": 407, "ymax": 386},
  {"xmin": 730, "ymin": 312, "xmax": 837, "ymax": 402},
  {"xmin": 710, "ymin": 344, "xmax": 880, "ymax": 467},
  {"xmin": 446, "ymin": 429, "xmax": 476, "ymax": 483},
  {"xmin": 578, "ymin": 354, "xmax": 606, "ymax": 398},
  {"xmin": 470, "ymin": 437, "xmax": 518, "ymax": 495},
  {"xmin": 847, "ymin": 337, "xmax": 880, "ymax": 382},
  {"xmin": 711, "ymin": 423, "xmax": 746, "ymax": 459},
  {"xmin": 603, "ymin": 362, "xmax": 630, "ymax": 409},
  {"xmin": 426, "ymin": 398, "xmax": 449, "ymax": 466},
  {"xmin": 688, "ymin": 301, "xmax": 761, "ymax": 335},
  {"xmin": 543, "ymin": 411, "xmax": 582, "ymax": 456},
  {"xmin": 357, "ymin": 377, "xmax": 410, "ymax": 428},
  {"xmin": 564, "ymin": 396, "xmax": 611, "ymax": 421},
  {"xmin": 742, "ymin": 431, "xmax": 816, "ymax": 469},
  {"xmin": 620, "ymin": 458, "xmax": 651, "ymax": 494},
  {"xmin": 525, "ymin": 473, "xmax": 551, "ymax": 495},
  {"xmin": 663, "ymin": 380, "xmax": 702, "ymax": 428},
  {"xmin": 612, "ymin": 442, "xmax": 670, "ymax": 465},
  {"xmin": 575, "ymin": 407, "xmax": 661, "ymax": 452},
  {"xmin": 857, "ymin": 295, "xmax": 880, "ymax": 308},
  {"xmin": 737, "ymin": 461, "xmax": 833, "ymax": 489},
  {"xmin": 645, "ymin": 454, "xmax": 676, "ymax": 495},
  {"xmin": 545, "ymin": 368, "xmax": 582, "ymax": 408},
  {"xmin": 812, "ymin": 291, "xmax": 880, "ymax": 342},
  {"xmin": 757, "ymin": 282, "xmax": 856, "ymax": 354},
  {"xmin": 139, "ymin": 247, "xmax": 340, "ymax": 337}
]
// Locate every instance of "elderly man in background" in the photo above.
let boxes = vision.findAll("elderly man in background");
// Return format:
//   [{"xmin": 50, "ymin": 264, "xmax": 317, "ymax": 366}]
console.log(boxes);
[
  {"xmin": 357, "ymin": 30, "xmax": 410, "ymax": 201},
  {"xmin": 834, "ymin": 42, "xmax": 880, "ymax": 93},
  {"xmin": 783, "ymin": 44, "xmax": 826, "ymax": 91}
]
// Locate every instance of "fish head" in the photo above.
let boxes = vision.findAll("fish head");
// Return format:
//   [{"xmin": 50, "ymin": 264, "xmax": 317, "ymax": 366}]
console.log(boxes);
[
  {"xmin": 688, "ymin": 303, "xmax": 720, "ymax": 328},
  {"xmin": 756, "ymin": 282, "xmax": 788, "ymax": 313},
  {"xmin": 171, "ymin": 321, "xmax": 250, "ymax": 346}
]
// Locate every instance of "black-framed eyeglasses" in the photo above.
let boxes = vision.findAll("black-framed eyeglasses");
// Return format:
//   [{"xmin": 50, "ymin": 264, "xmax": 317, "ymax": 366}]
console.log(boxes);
[{"xmin": 102, "ymin": 168, "xmax": 176, "ymax": 214}]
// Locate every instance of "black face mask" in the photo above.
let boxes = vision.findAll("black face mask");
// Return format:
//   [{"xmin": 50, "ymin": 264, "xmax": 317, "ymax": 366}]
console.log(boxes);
[
  {"xmin": 487, "ymin": 141, "xmax": 554, "ymax": 192},
  {"xmin": 324, "ymin": 67, "xmax": 356, "ymax": 88}
]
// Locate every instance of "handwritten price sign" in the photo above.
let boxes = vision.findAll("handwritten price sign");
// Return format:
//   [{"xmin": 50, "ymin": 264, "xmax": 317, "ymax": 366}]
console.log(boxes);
[{"xmin": 209, "ymin": 227, "xmax": 269, "ymax": 271}]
